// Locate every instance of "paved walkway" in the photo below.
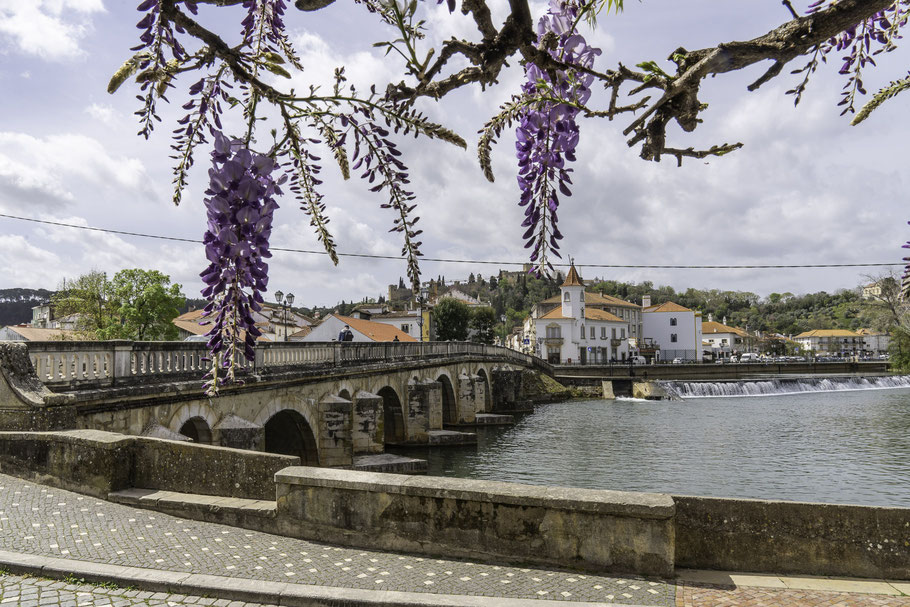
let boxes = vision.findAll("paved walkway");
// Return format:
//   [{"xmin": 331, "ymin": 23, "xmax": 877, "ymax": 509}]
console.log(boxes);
[
  {"xmin": 0, "ymin": 474, "xmax": 670, "ymax": 605},
  {"xmin": 0, "ymin": 473, "xmax": 907, "ymax": 606},
  {"xmin": 0, "ymin": 572, "xmax": 278, "ymax": 607}
]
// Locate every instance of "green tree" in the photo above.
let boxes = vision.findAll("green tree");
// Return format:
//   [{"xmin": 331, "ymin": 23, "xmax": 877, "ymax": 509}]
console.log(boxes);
[
  {"xmin": 469, "ymin": 306, "xmax": 497, "ymax": 344},
  {"xmin": 52, "ymin": 269, "xmax": 185, "ymax": 340},
  {"xmin": 52, "ymin": 271, "xmax": 116, "ymax": 338},
  {"xmin": 109, "ymin": 269, "xmax": 186, "ymax": 341},
  {"xmin": 433, "ymin": 298, "xmax": 470, "ymax": 341}
]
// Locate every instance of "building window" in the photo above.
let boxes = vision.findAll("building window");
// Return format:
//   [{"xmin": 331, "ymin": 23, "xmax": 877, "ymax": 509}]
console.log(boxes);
[
  {"xmin": 590, "ymin": 326, "xmax": 595, "ymax": 339},
  {"xmin": 671, "ymin": 333, "xmax": 678, "ymax": 343},
  {"xmin": 621, "ymin": 328, "xmax": 626, "ymax": 338},
  {"xmin": 612, "ymin": 327, "xmax": 616, "ymax": 339},
  {"xmin": 564, "ymin": 292, "xmax": 570, "ymax": 302},
  {"xmin": 546, "ymin": 325, "xmax": 561, "ymax": 338},
  {"xmin": 580, "ymin": 325, "xmax": 585, "ymax": 339},
  {"xmin": 670, "ymin": 317, "xmax": 677, "ymax": 326},
  {"xmin": 401, "ymin": 324, "xmax": 410, "ymax": 334},
  {"xmin": 601, "ymin": 327, "xmax": 607, "ymax": 339}
]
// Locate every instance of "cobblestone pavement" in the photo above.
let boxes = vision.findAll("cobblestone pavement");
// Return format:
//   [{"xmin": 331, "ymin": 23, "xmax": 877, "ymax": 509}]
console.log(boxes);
[
  {"xmin": 0, "ymin": 571, "xmax": 278, "ymax": 607},
  {"xmin": 676, "ymin": 582, "xmax": 910, "ymax": 607},
  {"xmin": 0, "ymin": 474, "xmax": 673, "ymax": 604}
]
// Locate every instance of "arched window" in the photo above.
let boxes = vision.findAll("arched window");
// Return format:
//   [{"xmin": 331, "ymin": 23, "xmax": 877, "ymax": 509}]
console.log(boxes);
[
  {"xmin": 564, "ymin": 292, "xmax": 570, "ymax": 302},
  {"xmin": 580, "ymin": 324, "xmax": 585, "ymax": 339}
]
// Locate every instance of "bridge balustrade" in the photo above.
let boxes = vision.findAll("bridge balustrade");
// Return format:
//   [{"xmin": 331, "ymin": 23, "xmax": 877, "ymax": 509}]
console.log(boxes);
[{"xmin": 24, "ymin": 340, "xmax": 550, "ymax": 389}]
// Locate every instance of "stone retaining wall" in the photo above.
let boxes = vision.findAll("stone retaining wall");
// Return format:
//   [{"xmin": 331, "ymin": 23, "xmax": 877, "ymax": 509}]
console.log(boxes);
[
  {"xmin": 674, "ymin": 495, "xmax": 910, "ymax": 580},
  {"xmin": 1, "ymin": 430, "xmax": 908, "ymax": 580},
  {"xmin": 273, "ymin": 467, "xmax": 676, "ymax": 577},
  {"xmin": 0, "ymin": 430, "xmax": 297, "ymax": 500}
]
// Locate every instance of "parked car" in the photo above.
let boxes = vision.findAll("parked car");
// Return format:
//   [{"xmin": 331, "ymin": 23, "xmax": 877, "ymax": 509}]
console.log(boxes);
[
  {"xmin": 630, "ymin": 356, "xmax": 648, "ymax": 365},
  {"xmin": 671, "ymin": 357, "xmax": 683, "ymax": 364},
  {"xmin": 739, "ymin": 353, "xmax": 760, "ymax": 362}
]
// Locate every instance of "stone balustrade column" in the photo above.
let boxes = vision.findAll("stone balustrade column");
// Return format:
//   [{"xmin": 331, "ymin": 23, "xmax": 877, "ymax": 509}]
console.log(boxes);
[{"xmin": 112, "ymin": 341, "xmax": 134, "ymax": 386}]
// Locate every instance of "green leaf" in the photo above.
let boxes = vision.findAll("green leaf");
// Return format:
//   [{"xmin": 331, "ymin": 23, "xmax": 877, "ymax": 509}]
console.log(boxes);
[
  {"xmin": 263, "ymin": 63, "xmax": 292, "ymax": 79},
  {"xmin": 107, "ymin": 53, "xmax": 149, "ymax": 94}
]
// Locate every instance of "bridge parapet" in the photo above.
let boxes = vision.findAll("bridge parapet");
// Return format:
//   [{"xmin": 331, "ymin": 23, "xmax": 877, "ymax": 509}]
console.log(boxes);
[{"xmin": 22, "ymin": 340, "xmax": 552, "ymax": 391}]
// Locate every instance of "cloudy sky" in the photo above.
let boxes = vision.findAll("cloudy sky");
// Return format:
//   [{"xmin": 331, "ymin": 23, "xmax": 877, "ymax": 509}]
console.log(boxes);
[{"xmin": 0, "ymin": 0, "xmax": 906, "ymax": 307}]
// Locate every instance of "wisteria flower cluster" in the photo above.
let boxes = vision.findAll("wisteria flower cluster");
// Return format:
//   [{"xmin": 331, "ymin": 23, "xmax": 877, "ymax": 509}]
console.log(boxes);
[
  {"xmin": 200, "ymin": 132, "xmax": 283, "ymax": 395},
  {"xmin": 789, "ymin": 0, "xmax": 909, "ymax": 115},
  {"xmin": 514, "ymin": 0, "xmax": 601, "ymax": 275}
]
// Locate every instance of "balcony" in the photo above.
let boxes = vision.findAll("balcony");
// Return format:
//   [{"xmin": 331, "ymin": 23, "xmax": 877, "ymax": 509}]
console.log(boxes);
[{"xmin": 542, "ymin": 336, "xmax": 564, "ymax": 345}]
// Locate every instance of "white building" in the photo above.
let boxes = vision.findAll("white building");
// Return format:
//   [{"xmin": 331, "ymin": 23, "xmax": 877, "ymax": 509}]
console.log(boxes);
[
  {"xmin": 792, "ymin": 329, "xmax": 863, "ymax": 356},
  {"xmin": 302, "ymin": 314, "xmax": 415, "ymax": 342},
  {"xmin": 534, "ymin": 266, "xmax": 630, "ymax": 364},
  {"xmin": 857, "ymin": 328, "xmax": 891, "ymax": 356},
  {"xmin": 701, "ymin": 317, "xmax": 754, "ymax": 360},
  {"xmin": 641, "ymin": 297, "xmax": 703, "ymax": 362}
]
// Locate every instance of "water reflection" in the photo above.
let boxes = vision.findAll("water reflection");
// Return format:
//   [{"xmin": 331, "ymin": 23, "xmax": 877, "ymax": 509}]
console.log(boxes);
[{"xmin": 393, "ymin": 389, "xmax": 910, "ymax": 507}]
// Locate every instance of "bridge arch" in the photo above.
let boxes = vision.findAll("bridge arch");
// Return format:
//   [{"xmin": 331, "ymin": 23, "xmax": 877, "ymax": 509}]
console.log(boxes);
[
  {"xmin": 169, "ymin": 402, "xmax": 218, "ymax": 444},
  {"xmin": 254, "ymin": 399, "xmax": 321, "ymax": 464},
  {"xmin": 377, "ymin": 386, "xmax": 406, "ymax": 444},
  {"xmin": 263, "ymin": 409, "xmax": 319, "ymax": 465},
  {"xmin": 338, "ymin": 388, "xmax": 352, "ymax": 400},
  {"xmin": 436, "ymin": 372, "xmax": 458, "ymax": 425}
]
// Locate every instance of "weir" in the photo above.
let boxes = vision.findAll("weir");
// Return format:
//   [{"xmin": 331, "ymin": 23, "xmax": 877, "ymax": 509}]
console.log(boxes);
[{"xmin": 660, "ymin": 375, "xmax": 910, "ymax": 398}]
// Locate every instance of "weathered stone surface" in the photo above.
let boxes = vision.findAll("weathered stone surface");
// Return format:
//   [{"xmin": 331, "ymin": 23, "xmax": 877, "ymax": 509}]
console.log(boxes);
[
  {"xmin": 632, "ymin": 381, "xmax": 674, "ymax": 400},
  {"xmin": 455, "ymin": 374, "xmax": 478, "ymax": 423},
  {"xmin": 0, "ymin": 429, "xmax": 296, "ymax": 500},
  {"xmin": 351, "ymin": 390, "xmax": 383, "ymax": 454},
  {"xmin": 602, "ymin": 380, "xmax": 615, "ymax": 399},
  {"xmin": 427, "ymin": 429, "xmax": 477, "ymax": 445},
  {"xmin": 490, "ymin": 369, "xmax": 523, "ymax": 411},
  {"xmin": 273, "ymin": 467, "xmax": 675, "ymax": 577},
  {"xmin": 131, "ymin": 436, "xmax": 297, "ymax": 500},
  {"xmin": 0, "ymin": 429, "xmax": 132, "ymax": 498},
  {"xmin": 212, "ymin": 414, "xmax": 263, "ymax": 451},
  {"xmin": 353, "ymin": 453, "xmax": 427, "ymax": 474},
  {"xmin": 0, "ymin": 342, "xmax": 73, "ymax": 409},
  {"xmin": 404, "ymin": 379, "xmax": 440, "ymax": 443},
  {"xmin": 140, "ymin": 419, "xmax": 191, "ymax": 441},
  {"xmin": 674, "ymin": 494, "xmax": 910, "ymax": 580},
  {"xmin": 317, "ymin": 395, "xmax": 353, "ymax": 467}
]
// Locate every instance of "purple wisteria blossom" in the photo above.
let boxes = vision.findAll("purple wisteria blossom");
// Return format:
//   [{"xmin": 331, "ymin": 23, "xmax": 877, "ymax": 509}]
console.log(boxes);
[
  {"xmin": 515, "ymin": 0, "xmax": 600, "ymax": 275},
  {"xmin": 200, "ymin": 132, "xmax": 284, "ymax": 394}
]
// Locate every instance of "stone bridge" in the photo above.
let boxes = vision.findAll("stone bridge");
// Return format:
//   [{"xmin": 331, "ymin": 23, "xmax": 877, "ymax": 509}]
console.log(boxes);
[{"xmin": 0, "ymin": 341, "xmax": 552, "ymax": 469}]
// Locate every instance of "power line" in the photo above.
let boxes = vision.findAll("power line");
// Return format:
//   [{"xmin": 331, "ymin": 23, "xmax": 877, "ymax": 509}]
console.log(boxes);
[{"xmin": 0, "ymin": 212, "xmax": 902, "ymax": 270}]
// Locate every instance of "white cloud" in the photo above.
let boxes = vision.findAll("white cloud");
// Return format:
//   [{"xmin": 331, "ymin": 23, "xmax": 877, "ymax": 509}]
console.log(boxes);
[
  {"xmin": 288, "ymin": 30, "xmax": 398, "ymax": 92},
  {"xmin": 0, "ymin": 132, "xmax": 151, "ymax": 208},
  {"xmin": 0, "ymin": 234, "xmax": 63, "ymax": 287},
  {"xmin": 0, "ymin": 0, "xmax": 104, "ymax": 60},
  {"xmin": 84, "ymin": 103, "xmax": 119, "ymax": 125}
]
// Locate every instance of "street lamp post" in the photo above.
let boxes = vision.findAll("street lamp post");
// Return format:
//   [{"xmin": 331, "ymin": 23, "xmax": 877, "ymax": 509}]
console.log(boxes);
[{"xmin": 274, "ymin": 290, "xmax": 295, "ymax": 342}]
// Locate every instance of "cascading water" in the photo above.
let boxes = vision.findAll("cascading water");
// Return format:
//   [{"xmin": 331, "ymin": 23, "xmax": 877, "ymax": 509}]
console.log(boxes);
[{"xmin": 661, "ymin": 375, "xmax": 910, "ymax": 398}]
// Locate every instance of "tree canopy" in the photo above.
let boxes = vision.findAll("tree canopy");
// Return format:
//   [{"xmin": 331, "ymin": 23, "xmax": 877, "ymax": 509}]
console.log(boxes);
[
  {"xmin": 433, "ymin": 297, "xmax": 471, "ymax": 341},
  {"xmin": 52, "ymin": 269, "xmax": 185, "ymax": 341}
]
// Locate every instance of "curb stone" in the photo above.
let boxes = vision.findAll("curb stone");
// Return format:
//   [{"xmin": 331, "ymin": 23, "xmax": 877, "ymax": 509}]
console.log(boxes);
[{"xmin": 0, "ymin": 549, "xmax": 652, "ymax": 607}]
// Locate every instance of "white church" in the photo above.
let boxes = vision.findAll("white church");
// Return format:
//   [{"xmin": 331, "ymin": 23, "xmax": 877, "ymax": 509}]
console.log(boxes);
[{"xmin": 534, "ymin": 265, "xmax": 630, "ymax": 364}]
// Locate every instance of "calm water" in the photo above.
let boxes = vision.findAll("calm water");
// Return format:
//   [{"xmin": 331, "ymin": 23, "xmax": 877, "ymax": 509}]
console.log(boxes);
[{"xmin": 398, "ymin": 388, "xmax": 910, "ymax": 507}]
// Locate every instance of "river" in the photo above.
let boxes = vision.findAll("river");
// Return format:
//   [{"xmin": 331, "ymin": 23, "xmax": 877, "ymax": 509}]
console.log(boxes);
[{"xmin": 397, "ymin": 380, "xmax": 910, "ymax": 507}]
